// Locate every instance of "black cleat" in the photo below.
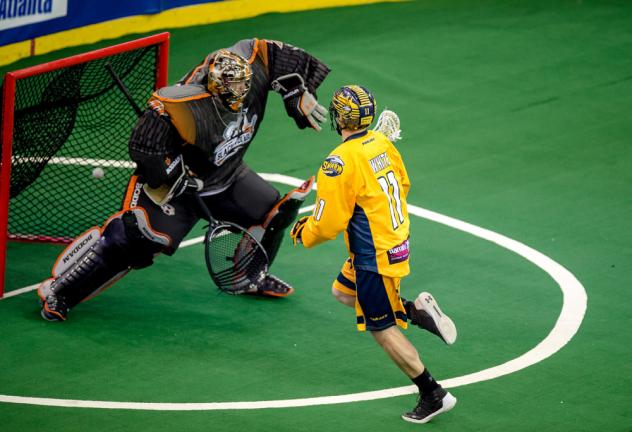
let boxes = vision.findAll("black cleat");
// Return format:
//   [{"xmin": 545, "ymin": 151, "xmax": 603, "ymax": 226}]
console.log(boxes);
[
  {"xmin": 402, "ymin": 387, "xmax": 457, "ymax": 424},
  {"xmin": 41, "ymin": 294, "xmax": 69, "ymax": 321},
  {"xmin": 247, "ymin": 274, "xmax": 294, "ymax": 298},
  {"xmin": 38, "ymin": 279, "xmax": 68, "ymax": 322},
  {"xmin": 404, "ymin": 292, "xmax": 457, "ymax": 345}
]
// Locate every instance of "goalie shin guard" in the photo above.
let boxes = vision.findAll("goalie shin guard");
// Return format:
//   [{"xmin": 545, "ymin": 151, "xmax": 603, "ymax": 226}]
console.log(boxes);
[
  {"xmin": 39, "ymin": 213, "xmax": 163, "ymax": 320},
  {"xmin": 254, "ymin": 176, "xmax": 314, "ymax": 264}
]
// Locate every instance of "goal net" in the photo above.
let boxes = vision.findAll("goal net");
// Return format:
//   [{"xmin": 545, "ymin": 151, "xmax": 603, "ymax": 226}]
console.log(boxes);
[{"xmin": 0, "ymin": 33, "xmax": 170, "ymax": 297}]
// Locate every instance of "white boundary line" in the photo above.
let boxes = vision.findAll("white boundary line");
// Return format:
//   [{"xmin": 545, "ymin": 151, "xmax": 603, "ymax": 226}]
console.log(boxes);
[
  {"xmin": 11, "ymin": 156, "xmax": 136, "ymax": 169},
  {"xmin": 0, "ymin": 173, "xmax": 587, "ymax": 410}
]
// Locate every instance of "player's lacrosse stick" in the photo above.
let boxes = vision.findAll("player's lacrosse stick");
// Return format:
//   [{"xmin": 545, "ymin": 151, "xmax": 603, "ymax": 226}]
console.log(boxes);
[
  {"xmin": 373, "ymin": 109, "xmax": 402, "ymax": 142},
  {"xmin": 105, "ymin": 62, "xmax": 269, "ymax": 294}
]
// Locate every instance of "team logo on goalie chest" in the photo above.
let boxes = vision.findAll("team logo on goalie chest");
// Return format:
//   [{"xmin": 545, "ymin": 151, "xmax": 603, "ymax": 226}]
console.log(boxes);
[
  {"xmin": 322, "ymin": 155, "xmax": 344, "ymax": 177},
  {"xmin": 213, "ymin": 110, "xmax": 257, "ymax": 166}
]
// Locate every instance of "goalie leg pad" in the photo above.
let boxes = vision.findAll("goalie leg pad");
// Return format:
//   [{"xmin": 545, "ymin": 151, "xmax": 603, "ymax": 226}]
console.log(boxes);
[
  {"xmin": 257, "ymin": 176, "xmax": 315, "ymax": 264},
  {"xmin": 41, "ymin": 213, "xmax": 164, "ymax": 311}
]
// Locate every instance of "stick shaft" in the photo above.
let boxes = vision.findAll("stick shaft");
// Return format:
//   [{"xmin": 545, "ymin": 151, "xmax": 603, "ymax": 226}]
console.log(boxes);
[{"xmin": 105, "ymin": 62, "xmax": 144, "ymax": 117}]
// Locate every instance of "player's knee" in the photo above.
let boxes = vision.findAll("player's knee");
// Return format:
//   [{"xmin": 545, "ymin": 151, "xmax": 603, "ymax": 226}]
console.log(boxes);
[
  {"xmin": 102, "ymin": 211, "xmax": 166, "ymax": 269},
  {"xmin": 332, "ymin": 286, "xmax": 355, "ymax": 307}
]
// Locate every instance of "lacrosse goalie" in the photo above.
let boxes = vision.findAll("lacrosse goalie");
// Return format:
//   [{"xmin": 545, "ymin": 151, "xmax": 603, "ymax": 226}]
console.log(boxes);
[
  {"xmin": 290, "ymin": 85, "xmax": 458, "ymax": 424},
  {"xmin": 38, "ymin": 38, "xmax": 330, "ymax": 321}
]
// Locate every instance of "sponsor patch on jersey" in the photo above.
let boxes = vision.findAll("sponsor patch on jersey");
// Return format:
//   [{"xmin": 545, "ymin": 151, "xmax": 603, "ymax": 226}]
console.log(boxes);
[
  {"xmin": 321, "ymin": 155, "xmax": 344, "ymax": 177},
  {"xmin": 387, "ymin": 239, "xmax": 410, "ymax": 264}
]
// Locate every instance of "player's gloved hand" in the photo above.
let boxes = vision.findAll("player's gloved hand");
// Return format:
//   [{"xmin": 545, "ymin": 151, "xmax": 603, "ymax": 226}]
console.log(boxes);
[
  {"xmin": 271, "ymin": 73, "xmax": 327, "ymax": 131},
  {"xmin": 290, "ymin": 216, "xmax": 309, "ymax": 246}
]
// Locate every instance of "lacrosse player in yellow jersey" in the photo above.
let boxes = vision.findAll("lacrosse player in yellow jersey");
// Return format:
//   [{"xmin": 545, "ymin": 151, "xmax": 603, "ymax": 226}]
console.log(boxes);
[{"xmin": 290, "ymin": 85, "xmax": 458, "ymax": 424}]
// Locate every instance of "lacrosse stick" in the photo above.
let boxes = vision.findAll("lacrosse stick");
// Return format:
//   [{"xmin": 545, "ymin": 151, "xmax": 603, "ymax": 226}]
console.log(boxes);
[{"xmin": 373, "ymin": 109, "xmax": 402, "ymax": 142}]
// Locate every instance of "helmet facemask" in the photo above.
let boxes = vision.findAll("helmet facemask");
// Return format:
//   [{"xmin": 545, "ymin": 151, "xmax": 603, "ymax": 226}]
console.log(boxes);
[{"xmin": 208, "ymin": 50, "xmax": 253, "ymax": 112}]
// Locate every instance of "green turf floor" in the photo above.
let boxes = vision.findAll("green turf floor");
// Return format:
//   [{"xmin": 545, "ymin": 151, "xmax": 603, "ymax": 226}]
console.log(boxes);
[{"xmin": 1, "ymin": 1, "xmax": 631, "ymax": 431}]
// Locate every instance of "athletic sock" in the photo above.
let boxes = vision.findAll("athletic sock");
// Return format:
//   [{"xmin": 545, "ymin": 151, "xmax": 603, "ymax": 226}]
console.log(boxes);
[{"xmin": 412, "ymin": 369, "xmax": 440, "ymax": 394}]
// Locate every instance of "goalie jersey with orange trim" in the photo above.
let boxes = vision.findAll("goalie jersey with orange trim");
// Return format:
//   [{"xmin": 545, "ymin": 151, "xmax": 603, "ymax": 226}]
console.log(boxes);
[
  {"xmin": 301, "ymin": 129, "xmax": 411, "ymax": 277},
  {"xmin": 131, "ymin": 38, "xmax": 329, "ymax": 192}
]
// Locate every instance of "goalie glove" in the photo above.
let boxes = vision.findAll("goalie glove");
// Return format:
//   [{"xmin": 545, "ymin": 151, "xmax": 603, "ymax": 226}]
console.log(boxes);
[
  {"xmin": 290, "ymin": 216, "xmax": 309, "ymax": 246},
  {"xmin": 272, "ymin": 73, "xmax": 327, "ymax": 131},
  {"xmin": 142, "ymin": 155, "xmax": 204, "ymax": 206}
]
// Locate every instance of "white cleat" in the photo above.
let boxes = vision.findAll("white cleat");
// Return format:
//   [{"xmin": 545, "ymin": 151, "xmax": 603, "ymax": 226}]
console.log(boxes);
[{"xmin": 413, "ymin": 292, "xmax": 457, "ymax": 345}]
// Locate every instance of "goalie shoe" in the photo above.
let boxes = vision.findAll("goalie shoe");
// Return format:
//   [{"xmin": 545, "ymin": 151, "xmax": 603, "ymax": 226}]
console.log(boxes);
[
  {"xmin": 38, "ymin": 278, "xmax": 69, "ymax": 322},
  {"xmin": 246, "ymin": 274, "xmax": 294, "ymax": 298},
  {"xmin": 404, "ymin": 292, "xmax": 457, "ymax": 345}
]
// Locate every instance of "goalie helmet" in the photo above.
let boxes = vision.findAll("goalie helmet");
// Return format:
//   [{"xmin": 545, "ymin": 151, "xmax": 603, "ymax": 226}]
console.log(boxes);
[
  {"xmin": 208, "ymin": 50, "xmax": 253, "ymax": 112},
  {"xmin": 329, "ymin": 85, "xmax": 376, "ymax": 135}
]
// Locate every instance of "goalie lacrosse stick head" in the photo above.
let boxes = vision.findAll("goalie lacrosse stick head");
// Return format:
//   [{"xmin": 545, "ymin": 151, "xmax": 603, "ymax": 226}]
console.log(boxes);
[
  {"xmin": 204, "ymin": 221, "xmax": 269, "ymax": 294},
  {"xmin": 208, "ymin": 50, "xmax": 253, "ymax": 112},
  {"xmin": 373, "ymin": 109, "xmax": 402, "ymax": 142},
  {"xmin": 329, "ymin": 85, "xmax": 376, "ymax": 135}
]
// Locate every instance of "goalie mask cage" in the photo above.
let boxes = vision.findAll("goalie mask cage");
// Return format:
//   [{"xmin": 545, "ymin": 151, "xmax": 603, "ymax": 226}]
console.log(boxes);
[{"xmin": 0, "ymin": 32, "xmax": 170, "ymax": 297}]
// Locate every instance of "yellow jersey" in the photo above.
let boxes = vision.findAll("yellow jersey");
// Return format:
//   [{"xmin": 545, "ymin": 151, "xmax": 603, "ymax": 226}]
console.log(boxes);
[{"xmin": 301, "ymin": 129, "xmax": 411, "ymax": 277}]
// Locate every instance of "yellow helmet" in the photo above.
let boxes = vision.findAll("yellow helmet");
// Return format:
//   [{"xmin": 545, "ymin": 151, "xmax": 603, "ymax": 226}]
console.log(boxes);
[
  {"xmin": 329, "ymin": 85, "xmax": 376, "ymax": 134},
  {"xmin": 207, "ymin": 50, "xmax": 253, "ymax": 112}
]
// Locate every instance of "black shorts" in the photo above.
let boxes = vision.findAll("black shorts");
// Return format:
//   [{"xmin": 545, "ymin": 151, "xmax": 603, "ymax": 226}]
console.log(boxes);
[
  {"xmin": 120, "ymin": 164, "xmax": 280, "ymax": 254},
  {"xmin": 333, "ymin": 259, "xmax": 408, "ymax": 332}
]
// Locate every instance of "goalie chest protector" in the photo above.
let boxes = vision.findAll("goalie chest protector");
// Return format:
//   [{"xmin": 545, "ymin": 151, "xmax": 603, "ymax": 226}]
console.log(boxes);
[{"xmin": 149, "ymin": 44, "xmax": 270, "ymax": 188}]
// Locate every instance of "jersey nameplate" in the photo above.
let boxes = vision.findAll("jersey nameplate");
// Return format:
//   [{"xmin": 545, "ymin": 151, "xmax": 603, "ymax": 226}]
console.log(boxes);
[{"xmin": 369, "ymin": 152, "xmax": 391, "ymax": 173}]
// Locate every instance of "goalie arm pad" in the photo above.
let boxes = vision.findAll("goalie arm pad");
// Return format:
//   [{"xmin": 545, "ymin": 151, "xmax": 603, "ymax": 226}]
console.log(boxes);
[
  {"xmin": 128, "ymin": 109, "xmax": 184, "ymax": 189},
  {"xmin": 265, "ymin": 40, "xmax": 330, "ymax": 93},
  {"xmin": 266, "ymin": 40, "xmax": 330, "ymax": 130}
]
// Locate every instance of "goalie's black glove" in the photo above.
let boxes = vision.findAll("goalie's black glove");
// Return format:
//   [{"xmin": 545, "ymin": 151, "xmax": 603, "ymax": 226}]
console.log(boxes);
[
  {"xmin": 271, "ymin": 73, "xmax": 327, "ymax": 131},
  {"xmin": 141, "ymin": 155, "xmax": 204, "ymax": 206},
  {"xmin": 138, "ymin": 152, "xmax": 184, "ymax": 190}
]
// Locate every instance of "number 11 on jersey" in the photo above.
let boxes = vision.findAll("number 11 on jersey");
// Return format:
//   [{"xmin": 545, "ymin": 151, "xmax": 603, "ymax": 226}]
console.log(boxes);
[{"xmin": 377, "ymin": 170, "xmax": 405, "ymax": 230}]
